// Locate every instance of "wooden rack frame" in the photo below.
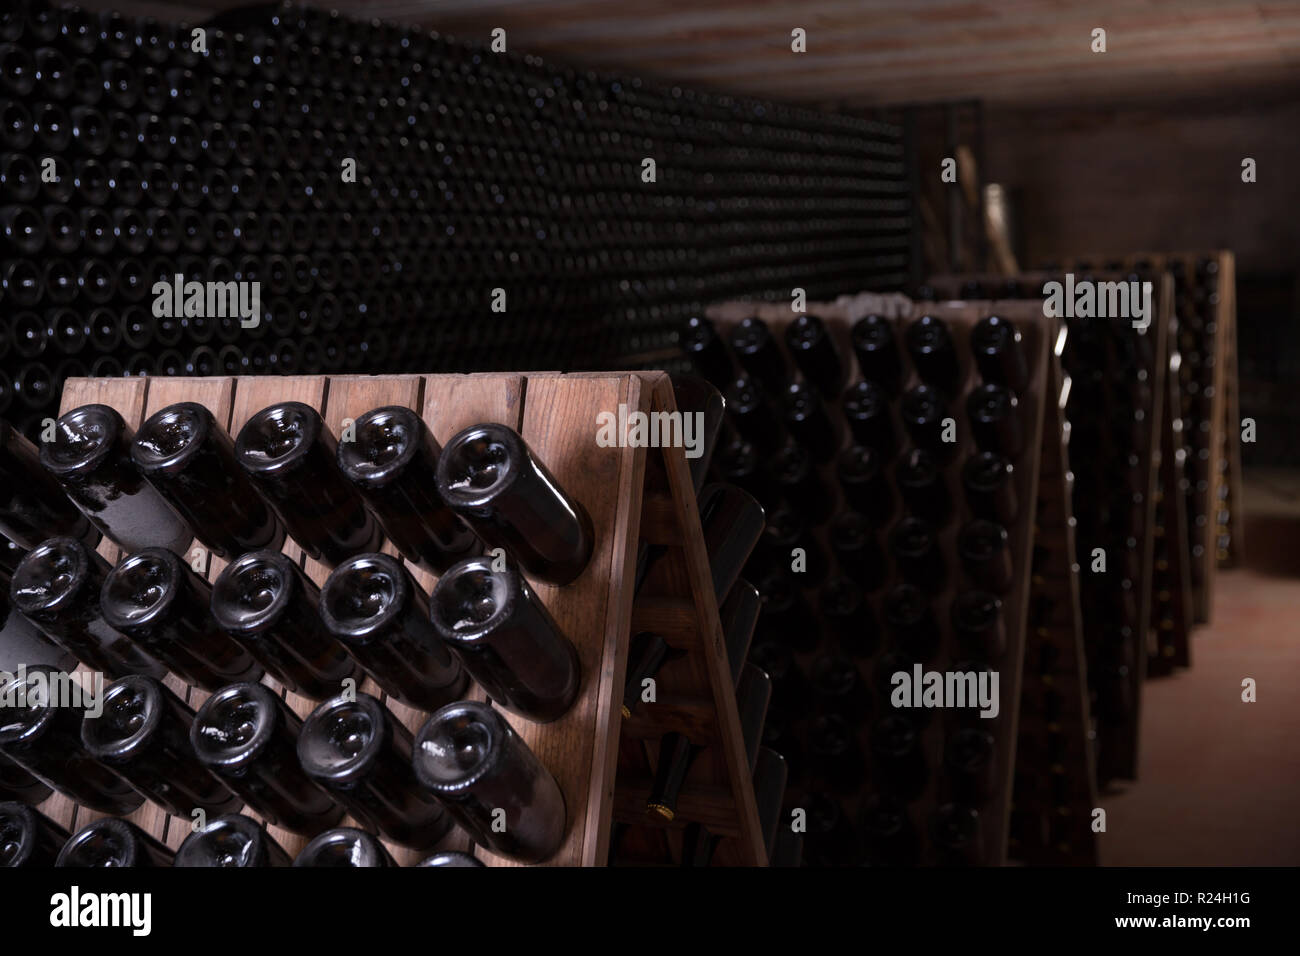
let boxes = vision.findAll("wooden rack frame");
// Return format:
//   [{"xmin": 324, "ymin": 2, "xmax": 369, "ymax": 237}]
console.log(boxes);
[
  {"xmin": 704, "ymin": 296, "xmax": 1092, "ymax": 865},
  {"xmin": 1049, "ymin": 251, "xmax": 1242, "ymax": 621},
  {"xmin": 44, "ymin": 372, "xmax": 767, "ymax": 866}
]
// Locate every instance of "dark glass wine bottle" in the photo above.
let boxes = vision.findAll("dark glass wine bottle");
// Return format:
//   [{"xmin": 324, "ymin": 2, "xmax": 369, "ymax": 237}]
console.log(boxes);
[
  {"xmin": 646, "ymin": 731, "xmax": 702, "ymax": 821},
  {"xmin": 293, "ymin": 827, "xmax": 395, "ymax": 867},
  {"xmin": 623, "ymin": 631, "xmax": 671, "ymax": 719},
  {"xmin": 870, "ymin": 714, "xmax": 928, "ymax": 799},
  {"xmin": 957, "ymin": 519, "xmax": 1014, "ymax": 594},
  {"xmin": 9, "ymin": 537, "xmax": 166, "ymax": 679},
  {"xmin": 944, "ymin": 728, "xmax": 997, "ymax": 806},
  {"xmin": 429, "ymin": 556, "xmax": 579, "ymax": 722},
  {"xmin": 336, "ymin": 405, "xmax": 480, "ymax": 574},
  {"xmin": 298, "ymin": 692, "xmax": 452, "ymax": 849},
  {"xmin": 837, "ymin": 444, "xmax": 893, "ymax": 526},
  {"xmin": 697, "ymin": 482, "xmax": 765, "ymax": 604},
  {"xmin": 730, "ymin": 317, "xmax": 788, "ymax": 392},
  {"xmin": 210, "ymin": 550, "xmax": 356, "ymax": 699},
  {"xmin": 80, "ymin": 674, "xmax": 241, "ymax": 817},
  {"xmin": 101, "ymin": 548, "xmax": 262, "ymax": 690},
  {"xmin": 971, "ymin": 315, "xmax": 1028, "ymax": 393},
  {"xmin": 951, "ymin": 590, "xmax": 1006, "ymax": 661},
  {"xmin": 235, "ymin": 402, "xmax": 379, "ymax": 567},
  {"xmin": 191, "ymin": 682, "xmax": 344, "ymax": 835},
  {"xmin": 670, "ymin": 374, "xmax": 726, "ymax": 493},
  {"xmin": 785, "ymin": 314, "xmax": 845, "ymax": 397},
  {"xmin": 782, "ymin": 381, "xmax": 840, "ymax": 462},
  {"xmin": 850, "ymin": 314, "xmax": 902, "ymax": 396},
  {"xmin": 896, "ymin": 449, "xmax": 951, "ymax": 525},
  {"xmin": 0, "ymin": 665, "xmax": 143, "ymax": 815},
  {"xmin": 900, "ymin": 385, "xmax": 956, "ymax": 465},
  {"xmin": 412, "ymin": 700, "xmax": 566, "ymax": 863},
  {"xmin": 436, "ymin": 422, "xmax": 593, "ymax": 586},
  {"xmin": 39, "ymin": 404, "xmax": 193, "ymax": 554},
  {"xmin": 859, "ymin": 792, "xmax": 920, "ymax": 865},
  {"xmin": 966, "ymin": 383, "xmax": 1023, "ymax": 459},
  {"xmin": 962, "ymin": 451, "xmax": 1017, "ymax": 525},
  {"xmin": 55, "ymin": 817, "xmax": 174, "ymax": 867},
  {"xmin": 0, "ymin": 417, "xmax": 99, "ymax": 550},
  {"xmin": 131, "ymin": 402, "xmax": 285, "ymax": 559},
  {"xmin": 319, "ymin": 552, "xmax": 468, "ymax": 712},
  {"xmin": 883, "ymin": 583, "xmax": 942, "ymax": 660},
  {"xmin": 174, "ymin": 813, "xmax": 292, "ymax": 867},
  {"xmin": 843, "ymin": 380, "xmax": 895, "ymax": 453},
  {"xmin": 0, "ymin": 800, "xmax": 68, "ymax": 867},
  {"xmin": 680, "ymin": 315, "xmax": 733, "ymax": 388},
  {"xmin": 889, "ymin": 517, "xmax": 945, "ymax": 590},
  {"xmin": 736, "ymin": 663, "xmax": 772, "ymax": 771},
  {"xmin": 905, "ymin": 315, "xmax": 961, "ymax": 394}
]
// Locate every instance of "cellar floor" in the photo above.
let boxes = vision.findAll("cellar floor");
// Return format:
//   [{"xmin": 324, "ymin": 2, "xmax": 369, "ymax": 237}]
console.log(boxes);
[{"xmin": 1098, "ymin": 482, "xmax": 1300, "ymax": 866}]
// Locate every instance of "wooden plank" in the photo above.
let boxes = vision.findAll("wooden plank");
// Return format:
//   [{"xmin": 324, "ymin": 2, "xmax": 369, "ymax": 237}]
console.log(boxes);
[{"xmin": 469, "ymin": 373, "xmax": 640, "ymax": 867}]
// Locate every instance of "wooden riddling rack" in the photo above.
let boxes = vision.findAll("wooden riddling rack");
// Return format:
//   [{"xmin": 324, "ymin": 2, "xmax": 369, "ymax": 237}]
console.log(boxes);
[
  {"xmin": 703, "ymin": 297, "xmax": 1094, "ymax": 864},
  {"xmin": 43, "ymin": 371, "xmax": 767, "ymax": 866},
  {"xmin": 928, "ymin": 274, "xmax": 1170, "ymax": 788},
  {"xmin": 1045, "ymin": 252, "xmax": 1243, "ymax": 622}
]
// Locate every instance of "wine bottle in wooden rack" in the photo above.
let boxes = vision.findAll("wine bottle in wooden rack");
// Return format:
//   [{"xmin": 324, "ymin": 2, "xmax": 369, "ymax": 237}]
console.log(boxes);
[
  {"xmin": 130, "ymin": 401, "xmax": 285, "ymax": 558},
  {"xmin": 782, "ymin": 381, "xmax": 840, "ymax": 462},
  {"xmin": 412, "ymin": 700, "xmax": 566, "ymax": 864},
  {"xmin": 429, "ymin": 556, "xmax": 580, "ymax": 723},
  {"xmin": 971, "ymin": 315, "xmax": 1029, "ymax": 393},
  {"xmin": 623, "ymin": 631, "xmax": 672, "ymax": 719},
  {"xmin": 55, "ymin": 817, "xmax": 175, "ymax": 867},
  {"xmin": 681, "ymin": 316, "xmax": 734, "ymax": 390},
  {"xmin": 40, "ymin": 404, "xmax": 193, "ymax": 554},
  {"xmin": 335, "ymin": 405, "xmax": 480, "ymax": 575},
  {"xmin": 725, "ymin": 376, "xmax": 785, "ymax": 454},
  {"xmin": 418, "ymin": 851, "xmax": 484, "ymax": 868},
  {"xmin": 0, "ymin": 800, "xmax": 68, "ymax": 867},
  {"xmin": 0, "ymin": 418, "xmax": 99, "ymax": 550},
  {"xmin": 235, "ymin": 401, "xmax": 379, "ymax": 567},
  {"xmin": 191, "ymin": 682, "xmax": 345, "ymax": 834},
  {"xmin": 905, "ymin": 315, "xmax": 961, "ymax": 395},
  {"xmin": 860, "ymin": 792, "xmax": 920, "ymax": 865},
  {"xmin": 80, "ymin": 674, "xmax": 242, "ymax": 818},
  {"xmin": 210, "ymin": 550, "xmax": 357, "ymax": 698},
  {"xmin": 843, "ymin": 380, "xmax": 896, "ymax": 453},
  {"xmin": 9, "ymin": 538, "xmax": 167, "ymax": 679},
  {"xmin": 671, "ymin": 374, "xmax": 727, "ymax": 492},
  {"xmin": 819, "ymin": 577, "xmax": 880, "ymax": 658},
  {"xmin": 174, "ymin": 814, "xmax": 293, "ymax": 867},
  {"xmin": 837, "ymin": 444, "xmax": 894, "ymax": 524},
  {"xmin": 319, "ymin": 552, "xmax": 468, "ymax": 712},
  {"xmin": 436, "ymin": 422, "xmax": 594, "ymax": 586},
  {"xmin": 850, "ymin": 314, "xmax": 903, "ymax": 397},
  {"xmin": 731, "ymin": 317, "xmax": 791, "ymax": 393},
  {"xmin": 298, "ymin": 692, "xmax": 453, "ymax": 850},
  {"xmin": 294, "ymin": 827, "xmax": 396, "ymax": 867},
  {"xmin": 896, "ymin": 449, "xmax": 952, "ymax": 524},
  {"xmin": 785, "ymin": 314, "xmax": 845, "ymax": 398},
  {"xmin": 101, "ymin": 548, "xmax": 263, "ymax": 690},
  {"xmin": 646, "ymin": 731, "xmax": 703, "ymax": 821}
]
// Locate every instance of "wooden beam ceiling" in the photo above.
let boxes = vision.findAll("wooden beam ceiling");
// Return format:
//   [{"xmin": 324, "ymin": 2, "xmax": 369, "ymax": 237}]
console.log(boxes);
[{"xmin": 88, "ymin": 0, "xmax": 1300, "ymax": 108}]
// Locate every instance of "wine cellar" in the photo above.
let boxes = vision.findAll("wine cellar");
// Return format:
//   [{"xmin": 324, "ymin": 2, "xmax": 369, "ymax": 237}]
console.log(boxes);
[{"xmin": 2, "ymin": 0, "xmax": 1298, "ymax": 886}]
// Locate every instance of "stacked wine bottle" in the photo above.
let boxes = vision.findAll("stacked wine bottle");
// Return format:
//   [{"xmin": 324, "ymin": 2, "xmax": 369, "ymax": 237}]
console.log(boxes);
[
  {"xmin": 682, "ymin": 303, "xmax": 1052, "ymax": 865},
  {"xmin": 1041, "ymin": 252, "xmax": 1242, "ymax": 621},
  {"xmin": 0, "ymin": 378, "xmax": 608, "ymax": 866},
  {"xmin": 0, "ymin": 0, "xmax": 910, "ymax": 443}
]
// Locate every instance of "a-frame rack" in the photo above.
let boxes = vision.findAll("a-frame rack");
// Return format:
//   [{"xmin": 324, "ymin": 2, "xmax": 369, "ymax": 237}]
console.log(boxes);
[{"xmin": 45, "ymin": 371, "xmax": 768, "ymax": 866}]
